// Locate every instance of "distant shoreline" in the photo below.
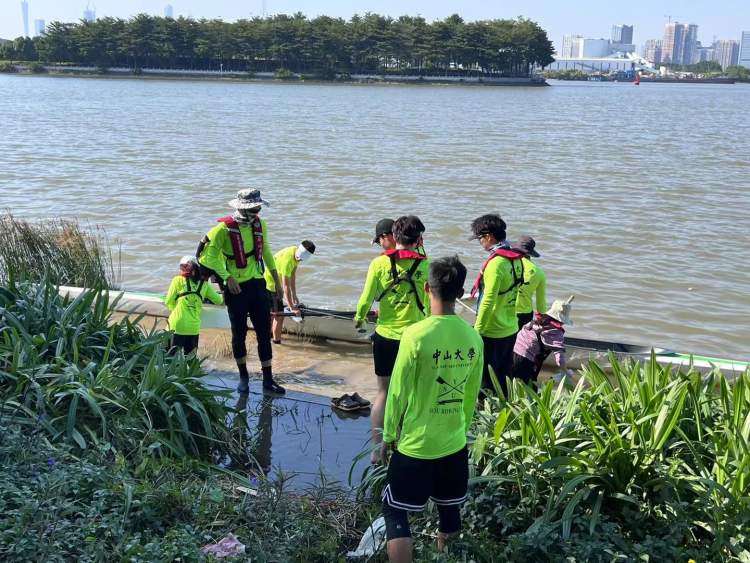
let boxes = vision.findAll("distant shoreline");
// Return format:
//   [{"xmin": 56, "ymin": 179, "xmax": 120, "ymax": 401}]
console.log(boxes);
[{"xmin": 2, "ymin": 64, "xmax": 548, "ymax": 87}]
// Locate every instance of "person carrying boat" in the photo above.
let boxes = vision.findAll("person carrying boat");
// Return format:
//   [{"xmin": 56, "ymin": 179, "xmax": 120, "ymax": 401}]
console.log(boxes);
[
  {"xmin": 380, "ymin": 256, "xmax": 483, "ymax": 562},
  {"xmin": 469, "ymin": 214, "xmax": 525, "ymax": 395},
  {"xmin": 197, "ymin": 188, "xmax": 285, "ymax": 395},
  {"xmin": 373, "ymin": 218, "xmax": 396, "ymax": 251},
  {"xmin": 164, "ymin": 255, "xmax": 224, "ymax": 355},
  {"xmin": 355, "ymin": 215, "xmax": 430, "ymax": 464},
  {"xmin": 263, "ymin": 240, "xmax": 316, "ymax": 344},
  {"xmin": 511, "ymin": 296, "xmax": 574, "ymax": 385},
  {"xmin": 513, "ymin": 235, "xmax": 547, "ymax": 329}
]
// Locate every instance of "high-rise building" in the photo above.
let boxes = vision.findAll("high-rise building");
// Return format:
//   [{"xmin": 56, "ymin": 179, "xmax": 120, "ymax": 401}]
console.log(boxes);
[
  {"xmin": 644, "ymin": 39, "xmax": 663, "ymax": 65},
  {"xmin": 34, "ymin": 18, "xmax": 45, "ymax": 36},
  {"xmin": 561, "ymin": 34, "xmax": 584, "ymax": 59},
  {"xmin": 694, "ymin": 41, "xmax": 714, "ymax": 63},
  {"xmin": 21, "ymin": 1, "xmax": 29, "ymax": 37},
  {"xmin": 740, "ymin": 32, "xmax": 750, "ymax": 69},
  {"xmin": 582, "ymin": 39, "xmax": 611, "ymax": 58},
  {"xmin": 612, "ymin": 24, "xmax": 634, "ymax": 45},
  {"xmin": 663, "ymin": 22, "xmax": 698, "ymax": 65},
  {"xmin": 713, "ymin": 40, "xmax": 740, "ymax": 69},
  {"xmin": 164, "ymin": 4, "xmax": 174, "ymax": 18},
  {"xmin": 83, "ymin": 5, "xmax": 96, "ymax": 22}
]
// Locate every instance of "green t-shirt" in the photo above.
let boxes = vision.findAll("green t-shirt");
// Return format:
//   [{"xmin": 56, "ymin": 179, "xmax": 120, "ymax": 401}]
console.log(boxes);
[
  {"xmin": 383, "ymin": 315, "xmax": 484, "ymax": 459},
  {"xmin": 198, "ymin": 218, "xmax": 277, "ymax": 284},
  {"xmin": 264, "ymin": 246, "xmax": 298, "ymax": 293},
  {"xmin": 474, "ymin": 254, "xmax": 524, "ymax": 338},
  {"xmin": 516, "ymin": 258, "xmax": 547, "ymax": 315},
  {"xmin": 355, "ymin": 254, "xmax": 431, "ymax": 340},
  {"xmin": 164, "ymin": 276, "xmax": 223, "ymax": 336}
]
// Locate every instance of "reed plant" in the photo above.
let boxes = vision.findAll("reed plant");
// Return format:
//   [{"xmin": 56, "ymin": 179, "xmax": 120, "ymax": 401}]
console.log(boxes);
[
  {"xmin": 0, "ymin": 213, "xmax": 119, "ymax": 288},
  {"xmin": 0, "ymin": 280, "xmax": 232, "ymax": 460}
]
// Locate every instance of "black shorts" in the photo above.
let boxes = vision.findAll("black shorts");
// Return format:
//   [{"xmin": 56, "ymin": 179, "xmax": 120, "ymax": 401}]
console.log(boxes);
[
  {"xmin": 372, "ymin": 332, "xmax": 400, "ymax": 378},
  {"xmin": 170, "ymin": 334, "xmax": 199, "ymax": 355},
  {"xmin": 382, "ymin": 447, "xmax": 469, "ymax": 512},
  {"xmin": 481, "ymin": 334, "xmax": 516, "ymax": 392}
]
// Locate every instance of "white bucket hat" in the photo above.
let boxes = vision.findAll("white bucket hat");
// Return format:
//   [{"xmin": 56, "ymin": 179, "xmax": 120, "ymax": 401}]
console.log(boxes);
[
  {"xmin": 229, "ymin": 188, "xmax": 270, "ymax": 210},
  {"xmin": 179, "ymin": 255, "xmax": 198, "ymax": 267},
  {"xmin": 546, "ymin": 295, "xmax": 574, "ymax": 325}
]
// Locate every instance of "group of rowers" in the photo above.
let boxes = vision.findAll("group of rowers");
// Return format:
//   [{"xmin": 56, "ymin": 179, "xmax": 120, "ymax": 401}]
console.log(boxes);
[{"xmin": 163, "ymin": 188, "xmax": 574, "ymax": 562}]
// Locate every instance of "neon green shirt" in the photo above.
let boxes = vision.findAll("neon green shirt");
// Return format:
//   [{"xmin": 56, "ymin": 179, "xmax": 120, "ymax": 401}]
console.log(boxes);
[
  {"xmin": 383, "ymin": 315, "xmax": 484, "ymax": 459},
  {"xmin": 264, "ymin": 246, "xmax": 298, "ymax": 293},
  {"xmin": 474, "ymin": 254, "xmax": 524, "ymax": 338},
  {"xmin": 198, "ymin": 218, "xmax": 277, "ymax": 283},
  {"xmin": 164, "ymin": 276, "xmax": 223, "ymax": 336},
  {"xmin": 516, "ymin": 258, "xmax": 547, "ymax": 315},
  {"xmin": 355, "ymin": 254, "xmax": 431, "ymax": 340}
]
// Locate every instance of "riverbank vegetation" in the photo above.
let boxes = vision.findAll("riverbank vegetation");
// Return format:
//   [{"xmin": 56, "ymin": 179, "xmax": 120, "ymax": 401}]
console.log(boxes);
[
  {"xmin": 0, "ymin": 13, "xmax": 554, "ymax": 78},
  {"xmin": 0, "ymin": 214, "xmax": 119, "ymax": 288},
  {"xmin": 543, "ymin": 69, "xmax": 589, "ymax": 81}
]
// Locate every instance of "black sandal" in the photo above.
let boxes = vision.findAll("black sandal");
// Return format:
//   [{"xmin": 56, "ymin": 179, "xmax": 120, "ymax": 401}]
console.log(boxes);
[
  {"xmin": 350, "ymin": 393, "xmax": 371, "ymax": 408},
  {"xmin": 331, "ymin": 394, "xmax": 360, "ymax": 412}
]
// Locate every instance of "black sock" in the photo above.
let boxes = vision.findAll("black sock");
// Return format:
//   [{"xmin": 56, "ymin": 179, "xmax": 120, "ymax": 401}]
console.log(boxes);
[
  {"xmin": 238, "ymin": 364, "xmax": 249, "ymax": 379},
  {"xmin": 261, "ymin": 365, "xmax": 273, "ymax": 384}
]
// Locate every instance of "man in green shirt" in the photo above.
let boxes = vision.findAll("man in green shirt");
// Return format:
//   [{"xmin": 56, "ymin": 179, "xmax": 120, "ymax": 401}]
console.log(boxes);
[
  {"xmin": 381, "ymin": 256, "xmax": 483, "ymax": 562},
  {"xmin": 198, "ymin": 189, "xmax": 285, "ymax": 395},
  {"xmin": 355, "ymin": 215, "xmax": 430, "ymax": 464},
  {"xmin": 514, "ymin": 235, "xmax": 547, "ymax": 329},
  {"xmin": 469, "ymin": 214, "xmax": 524, "ymax": 395},
  {"xmin": 263, "ymin": 240, "xmax": 316, "ymax": 343}
]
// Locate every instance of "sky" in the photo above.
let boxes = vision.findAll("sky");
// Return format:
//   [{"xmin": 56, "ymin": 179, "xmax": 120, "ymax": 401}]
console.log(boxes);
[{"xmin": 2, "ymin": 0, "xmax": 748, "ymax": 50}]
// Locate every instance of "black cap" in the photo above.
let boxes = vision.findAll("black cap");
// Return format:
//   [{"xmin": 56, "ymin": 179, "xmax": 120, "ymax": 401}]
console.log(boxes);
[
  {"xmin": 514, "ymin": 235, "xmax": 540, "ymax": 257},
  {"xmin": 373, "ymin": 218, "xmax": 394, "ymax": 244}
]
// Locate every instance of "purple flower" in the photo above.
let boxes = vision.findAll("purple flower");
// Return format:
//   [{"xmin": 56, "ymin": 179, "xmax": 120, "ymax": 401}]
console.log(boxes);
[
  {"xmin": 250, "ymin": 477, "xmax": 258, "ymax": 486},
  {"xmin": 47, "ymin": 457, "xmax": 57, "ymax": 466}
]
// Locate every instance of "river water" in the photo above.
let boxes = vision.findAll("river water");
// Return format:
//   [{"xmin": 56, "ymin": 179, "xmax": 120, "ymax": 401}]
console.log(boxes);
[{"xmin": 1, "ymin": 75, "xmax": 748, "ymax": 359}]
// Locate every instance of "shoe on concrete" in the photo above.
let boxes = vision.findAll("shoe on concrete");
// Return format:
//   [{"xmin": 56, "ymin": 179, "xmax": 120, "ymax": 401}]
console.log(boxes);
[
  {"xmin": 263, "ymin": 379, "xmax": 286, "ymax": 395},
  {"xmin": 237, "ymin": 376, "xmax": 250, "ymax": 394}
]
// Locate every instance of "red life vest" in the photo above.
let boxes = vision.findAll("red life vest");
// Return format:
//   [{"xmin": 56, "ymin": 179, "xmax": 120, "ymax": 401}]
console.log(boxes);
[
  {"xmin": 376, "ymin": 249, "xmax": 428, "ymax": 314},
  {"xmin": 216, "ymin": 215, "xmax": 265, "ymax": 273},
  {"xmin": 470, "ymin": 248, "xmax": 525, "ymax": 299}
]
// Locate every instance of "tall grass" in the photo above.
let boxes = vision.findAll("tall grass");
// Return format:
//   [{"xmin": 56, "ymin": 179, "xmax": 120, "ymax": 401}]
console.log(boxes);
[
  {"xmin": 0, "ymin": 213, "xmax": 120, "ymax": 288},
  {"xmin": 466, "ymin": 357, "xmax": 750, "ymax": 560},
  {"xmin": 0, "ymin": 280, "xmax": 232, "ymax": 460}
]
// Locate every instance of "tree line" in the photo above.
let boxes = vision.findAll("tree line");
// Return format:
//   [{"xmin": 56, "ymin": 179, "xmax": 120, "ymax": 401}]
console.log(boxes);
[{"xmin": 0, "ymin": 13, "xmax": 554, "ymax": 77}]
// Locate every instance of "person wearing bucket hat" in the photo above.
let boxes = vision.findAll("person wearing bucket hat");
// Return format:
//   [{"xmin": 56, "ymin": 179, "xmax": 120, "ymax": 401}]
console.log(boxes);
[
  {"xmin": 511, "ymin": 295, "xmax": 574, "ymax": 385},
  {"xmin": 164, "ymin": 256, "xmax": 224, "ymax": 355},
  {"xmin": 263, "ymin": 239, "xmax": 317, "ymax": 343},
  {"xmin": 197, "ymin": 188, "xmax": 285, "ymax": 394},
  {"xmin": 468, "ymin": 214, "xmax": 525, "ymax": 395},
  {"xmin": 513, "ymin": 235, "xmax": 547, "ymax": 330}
]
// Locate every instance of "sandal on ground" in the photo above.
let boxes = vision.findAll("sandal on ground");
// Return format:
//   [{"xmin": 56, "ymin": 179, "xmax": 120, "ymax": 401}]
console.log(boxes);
[
  {"xmin": 350, "ymin": 393, "xmax": 371, "ymax": 408},
  {"xmin": 331, "ymin": 394, "xmax": 361, "ymax": 412},
  {"xmin": 263, "ymin": 380, "xmax": 286, "ymax": 395}
]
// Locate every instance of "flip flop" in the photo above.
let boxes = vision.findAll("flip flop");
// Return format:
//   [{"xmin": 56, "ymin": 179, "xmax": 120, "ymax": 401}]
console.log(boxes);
[
  {"xmin": 350, "ymin": 393, "xmax": 371, "ymax": 408},
  {"xmin": 331, "ymin": 394, "xmax": 360, "ymax": 412}
]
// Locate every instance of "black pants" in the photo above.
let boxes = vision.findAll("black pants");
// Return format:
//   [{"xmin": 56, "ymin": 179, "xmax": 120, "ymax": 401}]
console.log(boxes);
[
  {"xmin": 225, "ymin": 278, "xmax": 272, "ymax": 364},
  {"xmin": 517, "ymin": 312, "xmax": 533, "ymax": 330},
  {"xmin": 169, "ymin": 334, "xmax": 199, "ymax": 355},
  {"xmin": 481, "ymin": 334, "xmax": 516, "ymax": 395},
  {"xmin": 512, "ymin": 353, "xmax": 539, "ymax": 384}
]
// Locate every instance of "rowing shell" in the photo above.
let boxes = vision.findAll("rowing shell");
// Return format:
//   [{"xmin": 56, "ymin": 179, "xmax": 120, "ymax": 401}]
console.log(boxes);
[{"xmin": 58, "ymin": 286, "xmax": 749, "ymax": 376}]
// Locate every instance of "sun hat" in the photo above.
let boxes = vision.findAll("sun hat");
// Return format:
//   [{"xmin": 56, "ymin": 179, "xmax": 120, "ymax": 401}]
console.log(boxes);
[
  {"xmin": 295, "ymin": 243, "xmax": 313, "ymax": 262},
  {"xmin": 514, "ymin": 235, "xmax": 540, "ymax": 257},
  {"xmin": 372, "ymin": 218, "xmax": 395, "ymax": 244},
  {"xmin": 229, "ymin": 189, "xmax": 270, "ymax": 210},
  {"xmin": 179, "ymin": 255, "xmax": 197, "ymax": 266},
  {"xmin": 546, "ymin": 295, "xmax": 574, "ymax": 325}
]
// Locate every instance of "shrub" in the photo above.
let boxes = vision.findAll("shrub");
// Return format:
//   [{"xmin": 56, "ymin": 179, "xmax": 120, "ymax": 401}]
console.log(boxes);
[
  {"xmin": 273, "ymin": 67, "xmax": 295, "ymax": 79},
  {"xmin": 0, "ymin": 62, "xmax": 18, "ymax": 73},
  {"xmin": 28, "ymin": 62, "xmax": 46, "ymax": 73}
]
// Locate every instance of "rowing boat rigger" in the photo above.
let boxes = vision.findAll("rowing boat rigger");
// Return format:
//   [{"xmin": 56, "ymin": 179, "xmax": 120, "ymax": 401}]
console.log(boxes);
[{"xmin": 58, "ymin": 286, "xmax": 749, "ymax": 377}]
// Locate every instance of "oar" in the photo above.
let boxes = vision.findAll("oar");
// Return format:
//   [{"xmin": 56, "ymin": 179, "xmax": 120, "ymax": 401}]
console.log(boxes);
[{"xmin": 457, "ymin": 298, "xmax": 477, "ymax": 316}]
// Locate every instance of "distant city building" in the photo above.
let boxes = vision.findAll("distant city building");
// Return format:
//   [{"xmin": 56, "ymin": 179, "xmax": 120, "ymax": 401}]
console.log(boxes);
[
  {"xmin": 612, "ymin": 24, "xmax": 634, "ymax": 45},
  {"xmin": 694, "ymin": 41, "xmax": 714, "ymax": 63},
  {"xmin": 739, "ymin": 32, "xmax": 750, "ymax": 69},
  {"xmin": 582, "ymin": 38, "xmax": 611, "ymax": 58},
  {"xmin": 34, "ymin": 18, "xmax": 45, "ymax": 36},
  {"xmin": 83, "ymin": 5, "xmax": 96, "ymax": 22},
  {"xmin": 164, "ymin": 4, "xmax": 174, "ymax": 18},
  {"xmin": 663, "ymin": 22, "xmax": 698, "ymax": 65},
  {"xmin": 713, "ymin": 40, "xmax": 739, "ymax": 69},
  {"xmin": 21, "ymin": 1, "xmax": 29, "ymax": 37},
  {"xmin": 561, "ymin": 34, "xmax": 584, "ymax": 59},
  {"xmin": 643, "ymin": 39, "xmax": 663, "ymax": 64}
]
